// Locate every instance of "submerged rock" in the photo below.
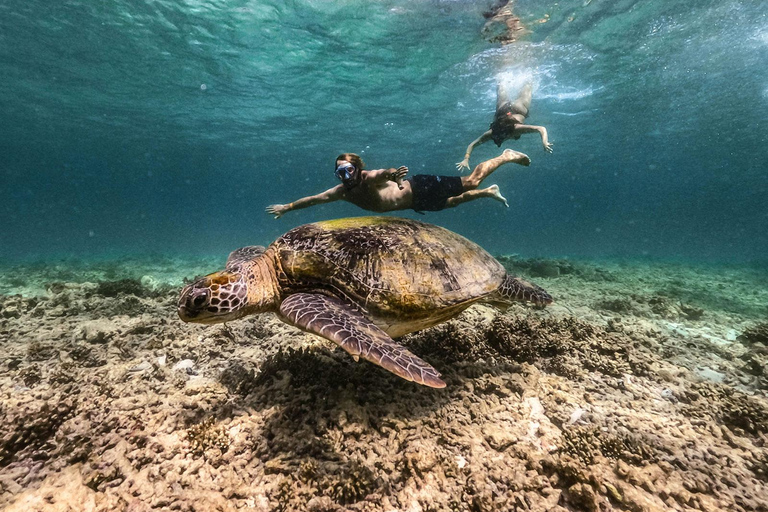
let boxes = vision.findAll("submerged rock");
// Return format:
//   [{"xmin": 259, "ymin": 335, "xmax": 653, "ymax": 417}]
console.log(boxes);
[
  {"xmin": 739, "ymin": 322, "xmax": 768, "ymax": 345},
  {"xmin": 78, "ymin": 320, "xmax": 118, "ymax": 344},
  {"xmin": 172, "ymin": 359, "xmax": 195, "ymax": 372}
]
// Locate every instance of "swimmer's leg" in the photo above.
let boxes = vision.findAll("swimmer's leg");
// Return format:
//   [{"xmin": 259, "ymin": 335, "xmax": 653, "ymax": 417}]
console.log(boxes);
[
  {"xmin": 462, "ymin": 148, "xmax": 530, "ymax": 189},
  {"xmin": 445, "ymin": 185, "xmax": 508, "ymax": 208},
  {"xmin": 496, "ymin": 82, "xmax": 511, "ymax": 110},
  {"xmin": 509, "ymin": 83, "xmax": 532, "ymax": 118}
]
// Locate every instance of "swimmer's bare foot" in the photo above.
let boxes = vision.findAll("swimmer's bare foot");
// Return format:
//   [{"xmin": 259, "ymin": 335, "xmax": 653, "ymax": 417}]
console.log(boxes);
[
  {"xmin": 488, "ymin": 184, "xmax": 509, "ymax": 207},
  {"xmin": 502, "ymin": 148, "xmax": 531, "ymax": 166}
]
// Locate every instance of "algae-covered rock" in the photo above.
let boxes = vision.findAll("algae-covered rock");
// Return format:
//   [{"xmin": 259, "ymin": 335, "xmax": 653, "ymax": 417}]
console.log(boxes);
[
  {"xmin": 94, "ymin": 279, "xmax": 147, "ymax": 298},
  {"xmin": 486, "ymin": 315, "xmax": 637, "ymax": 378},
  {"xmin": 739, "ymin": 322, "xmax": 768, "ymax": 345}
]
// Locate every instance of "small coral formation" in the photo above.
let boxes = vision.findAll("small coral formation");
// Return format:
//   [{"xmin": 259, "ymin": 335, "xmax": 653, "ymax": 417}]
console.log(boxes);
[
  {"xmin": 403, "ymin": 317, "xmax": 491, "ymax": 364},
  {"xmin": 594, "ymin": 292, "xmax": 706, "ymax": 321},
  {"xmin": 682, "ymin": 381, "xmax": 768, "ymax": 436},
  {"xmin": 93, "ymin": 277, "xmax": 171, "ymax": 299},
  {"xmin": 17, "ymin": 364, "xmax": 43, "ymax": 387},
  {"xmin": 679, "ymin": 302, "xmax": 705, "ymax": 320},
  {"xmin": 26, "ymin": 340, "xmax": 57, "ymax": 361},
  {"xmin": 595, "ymin": 296, "xmax": 634, "ymax": 314},
  {"xmin": 326, "ymin": 460, "xmax": 376, "ymax": 505},
  {"xmin": 262, "ymin": 452, "xmax": 378, "ymax": 505},
  {"xmin": 255, "ymin": 347, "xmax": 351, "ymax": 390},
  {"xmin": 185, "ymin": 417, "xmax": 229, "ymax": 455},
  {"xmin": 649, "ymin": 295, "xmax": 706, "ymax": 320},
  {"xmin": 740, "ymin": 346, "xmax": 768, "ymax": 389}
]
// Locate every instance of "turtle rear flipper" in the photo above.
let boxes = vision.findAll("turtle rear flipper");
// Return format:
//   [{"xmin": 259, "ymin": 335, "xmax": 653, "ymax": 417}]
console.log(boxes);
[
  {"xmin": 279, "ymin": 293, "xmax": 446, "ymax": 388},
  {"xmin": 487, "ymin": 274, "xmax": 553, "ymax": 307}
]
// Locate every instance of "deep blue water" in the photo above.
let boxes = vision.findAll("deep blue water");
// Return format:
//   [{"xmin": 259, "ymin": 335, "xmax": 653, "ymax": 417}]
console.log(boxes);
[{"xmin": 1, "ymin": 0, "xmax": 766, "ymax": 262}]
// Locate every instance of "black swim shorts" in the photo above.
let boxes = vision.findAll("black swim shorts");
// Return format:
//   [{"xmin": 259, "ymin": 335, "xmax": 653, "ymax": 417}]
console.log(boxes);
[{"xmin": 407, "ymin": 174, "xmax": 464, "ymax": 212}]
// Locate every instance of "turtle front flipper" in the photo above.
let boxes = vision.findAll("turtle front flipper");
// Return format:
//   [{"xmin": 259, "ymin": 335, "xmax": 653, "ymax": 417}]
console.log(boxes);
[{"xmin": 278, "ymin": 293, "xmax": 446, "ymax": 388}]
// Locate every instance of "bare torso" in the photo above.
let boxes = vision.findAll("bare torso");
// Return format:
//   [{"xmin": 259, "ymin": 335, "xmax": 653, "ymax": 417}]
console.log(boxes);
[{"xmin": 343, "ymin": 172, "xmax": 414, "ymax": 212}]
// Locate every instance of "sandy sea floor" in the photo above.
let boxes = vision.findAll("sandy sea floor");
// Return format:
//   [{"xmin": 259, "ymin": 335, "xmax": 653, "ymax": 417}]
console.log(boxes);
[{"xmin": 1, "ymin": 255, "xmax": 767, "ymax": 511}]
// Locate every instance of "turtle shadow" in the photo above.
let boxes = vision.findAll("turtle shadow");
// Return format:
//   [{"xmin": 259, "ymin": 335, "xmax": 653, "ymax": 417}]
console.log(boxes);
[
  {"xmin": 210, "ymin": 344, "xmax": 467, "ymax": 494},
  {"xmin": 212, "ymin": 313, "xmax": 520, "ymax": 421},
  {"xmin": 217, "ymin": 344, "xmax": 460, "ymax": 415},
  {"xmin": 200, "ymin": 312, "xmax": 565, "ymax": 495}
]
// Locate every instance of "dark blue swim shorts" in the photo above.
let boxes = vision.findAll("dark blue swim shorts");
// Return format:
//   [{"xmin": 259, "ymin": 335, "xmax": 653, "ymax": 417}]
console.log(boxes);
[{"xmin": 407, "ymin": 174, "xmax": 464, "ymax": 212}]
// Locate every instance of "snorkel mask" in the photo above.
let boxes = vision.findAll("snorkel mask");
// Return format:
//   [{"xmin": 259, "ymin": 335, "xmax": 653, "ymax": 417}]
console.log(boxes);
[
  {"xmin": 335, "ymin": 163, "xmax": 355, "ymax": 181},
  {"xmin": 335, "ymin": 162, "xmax": 358, "ymax": 188}
]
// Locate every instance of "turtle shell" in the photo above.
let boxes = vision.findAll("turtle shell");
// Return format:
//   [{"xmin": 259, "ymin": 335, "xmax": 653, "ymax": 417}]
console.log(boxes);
[{"xmin": 270, "ymin": 216, "xmax": 506, "ymax": 336}]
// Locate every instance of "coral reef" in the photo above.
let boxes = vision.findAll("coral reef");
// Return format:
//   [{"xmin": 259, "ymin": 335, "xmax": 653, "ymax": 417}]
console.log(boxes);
[{"xmin": 1, "ymin": 256, "xmax": 767, "ymax": 511}]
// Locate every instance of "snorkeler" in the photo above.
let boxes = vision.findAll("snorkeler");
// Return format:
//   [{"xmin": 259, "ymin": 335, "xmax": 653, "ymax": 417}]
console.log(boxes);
[
  {"xmin": 265, "ymin": 149, "xmax": 531, "ymax": 218},
  {"xmin": 456, "ymin": 82, "xmax": 553, "ymax": 172}
]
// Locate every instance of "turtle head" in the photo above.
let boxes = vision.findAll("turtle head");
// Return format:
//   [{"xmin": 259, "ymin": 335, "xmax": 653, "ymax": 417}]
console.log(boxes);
[
  {"xmin": 179, "ymin": 249, "xmax": 279, "ymax": 324},
  {"xmin": 178, "ymin": 269, "xmax": 251, "ymax": 324}
]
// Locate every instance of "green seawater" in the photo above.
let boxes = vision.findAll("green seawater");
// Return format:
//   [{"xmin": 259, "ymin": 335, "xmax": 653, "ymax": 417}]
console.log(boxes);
[{"xmin": 0, "ymin": 0, "xmax": 766, "ymax": 262}]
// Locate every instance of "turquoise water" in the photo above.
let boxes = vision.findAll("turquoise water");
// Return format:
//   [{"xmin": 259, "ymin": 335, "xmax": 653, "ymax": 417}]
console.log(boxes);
[{"xmin": 1, "ymin": 0, "xmax": 766, "ymax": 262}]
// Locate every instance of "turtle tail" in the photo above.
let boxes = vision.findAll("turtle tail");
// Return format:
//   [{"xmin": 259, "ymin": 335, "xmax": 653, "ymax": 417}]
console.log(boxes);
[{"xmin": 489, "ymin": 274, "xmax": 553, "ymax": 307}]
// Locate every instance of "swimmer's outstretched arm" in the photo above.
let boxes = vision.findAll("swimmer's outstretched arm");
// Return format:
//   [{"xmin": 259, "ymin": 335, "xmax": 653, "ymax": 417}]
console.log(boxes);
[
  {"xmin": 266, "ymin": 185, "xmax": 345, "ymax": 219},
  {"xmin": 456, "ymin": 130, "xmax": 493, "ymax": 172},
  {"xmin": 515, "ymin": 124, "xmax": 553, "ymax": 153}
]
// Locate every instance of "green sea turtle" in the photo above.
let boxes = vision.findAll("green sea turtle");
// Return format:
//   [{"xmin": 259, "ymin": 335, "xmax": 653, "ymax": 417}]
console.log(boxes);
[{"xmin": 178, "ymin": 216, "xmax": 552, "ymax": 388}]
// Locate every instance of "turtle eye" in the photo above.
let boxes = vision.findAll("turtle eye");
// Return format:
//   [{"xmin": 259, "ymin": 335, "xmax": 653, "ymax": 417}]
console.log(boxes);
[{"xmin": 192, "ymin": 291, "xmax": 209, "ymax": 308}]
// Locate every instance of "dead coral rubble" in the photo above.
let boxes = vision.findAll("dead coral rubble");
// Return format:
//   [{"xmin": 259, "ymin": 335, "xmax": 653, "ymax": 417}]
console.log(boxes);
[{"xmin": 1, "ymin": 264, "xmax": 768, "ymax": 511}]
